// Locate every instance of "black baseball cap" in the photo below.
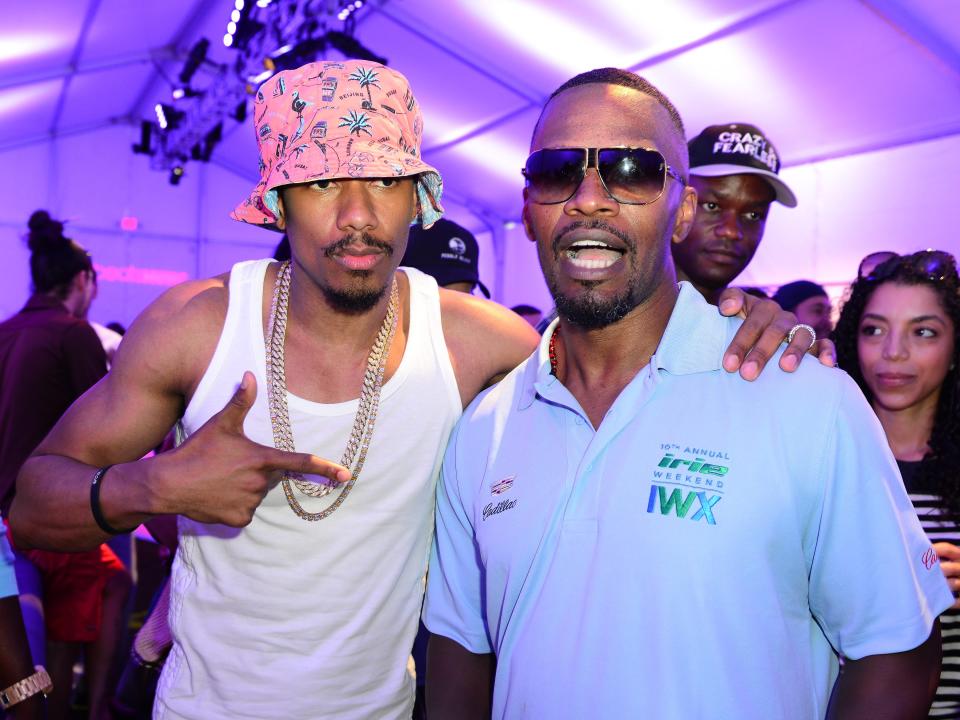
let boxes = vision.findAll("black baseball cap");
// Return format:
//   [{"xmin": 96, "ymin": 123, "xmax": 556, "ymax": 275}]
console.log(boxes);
[
  {"xmin": 688, "ymin": 123, "xmax": 797, "ymax": 207},
  {"xmin": 401, "ymin": 218, "xmax": 490, "ymax": 297},
  {"xmin": 772, "ymin": 280, "xmax": 827, "ymax": 312}
]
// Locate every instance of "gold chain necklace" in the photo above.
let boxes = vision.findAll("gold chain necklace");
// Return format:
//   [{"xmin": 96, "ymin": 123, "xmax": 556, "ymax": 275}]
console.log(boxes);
[{"xmin": 264, "ymin": 260, "xmax": 399, "ymax": 521}]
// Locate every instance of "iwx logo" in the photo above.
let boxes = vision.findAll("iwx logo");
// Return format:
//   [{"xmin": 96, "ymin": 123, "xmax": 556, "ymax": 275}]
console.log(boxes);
[{"xmin": 646, "ymin": 484, "xmax": 721, "ymax": 525}]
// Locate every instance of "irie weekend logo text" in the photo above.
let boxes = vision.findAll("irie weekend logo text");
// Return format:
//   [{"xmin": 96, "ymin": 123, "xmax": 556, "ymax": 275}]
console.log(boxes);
[{"xmin": 646, "ymin": 445, "xmax": 728, "ymax": 526}]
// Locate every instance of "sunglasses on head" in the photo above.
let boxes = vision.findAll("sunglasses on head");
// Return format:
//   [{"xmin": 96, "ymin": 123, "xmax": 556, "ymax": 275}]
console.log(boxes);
[
  {"xmin": 856, "ymin": 251, "xmax": 898, "ymax": 280},
  {"xmin": 863, "ymin": 249, "xmax": 957, "ymax": 283},
  {"xmin": 522, "ymin": 147, "xmax": 686, "ymax": 206}
]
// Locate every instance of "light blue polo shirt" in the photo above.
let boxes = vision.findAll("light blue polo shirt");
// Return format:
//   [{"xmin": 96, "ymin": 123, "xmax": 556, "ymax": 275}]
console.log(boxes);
[{"xmin": 424, "ymin": 281, "xmax": 953, "ymax": 720}]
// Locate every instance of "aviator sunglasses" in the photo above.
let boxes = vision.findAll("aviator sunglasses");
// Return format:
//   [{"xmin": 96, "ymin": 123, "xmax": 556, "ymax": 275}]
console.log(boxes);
[{"xmin": 522, "ymin": 147, "xmax": 686, "ymax": 205}]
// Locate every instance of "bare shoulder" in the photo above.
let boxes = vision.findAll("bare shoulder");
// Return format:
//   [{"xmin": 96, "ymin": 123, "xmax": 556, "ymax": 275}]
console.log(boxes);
[
  {"xmin": 137, "ymin": 273, "xmax": 229, "ymax": 326},
  {"xmin": 439, "ymin": 289, "xmax": 539, "ymax": 404},
  {"xmin": 439, "ymin": 289, "xmax": 539, "ymax": 357},
  {"xmin": 111, "ymin": 272, "xmax": 232, "ymax": 397}
]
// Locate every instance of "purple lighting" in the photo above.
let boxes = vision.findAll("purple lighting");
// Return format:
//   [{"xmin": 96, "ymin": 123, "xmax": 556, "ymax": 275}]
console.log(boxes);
[
  {"xmin": 93, "ymin": 263, "xmax": 189, "ymax": 287},
  {"xmin": 0, "ymin": 33, "xmax": 67, "ymax": 65}
]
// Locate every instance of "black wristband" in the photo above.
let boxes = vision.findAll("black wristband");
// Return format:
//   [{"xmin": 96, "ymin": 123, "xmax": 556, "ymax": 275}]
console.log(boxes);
[{"xmin": 90, "ymin": 466, "xmax": 132, "ymax": 535}]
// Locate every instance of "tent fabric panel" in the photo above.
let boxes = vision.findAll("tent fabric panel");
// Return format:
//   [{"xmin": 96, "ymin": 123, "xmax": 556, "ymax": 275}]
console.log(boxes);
[
  {"xmin": 351, "ymin": 12, "xmax": 539, "ymax": 148},
  {"xmin": 0, "ymin": 1, "xmax": 87, "ymax": 78},
  {"xmin": 57, "ymin": 64, "xmax": 149, "ymax": 128},
  {"xmin": 0, "ymin": 79, "xmax": 64, "ymax": 147},
  {"xmin": 742, "ymin": 133, "xmax": 960, "ymax": 291},
  {"xmin": 83, "ymin": 0, "xmax": 196, "ymax": 60},
  {"xmin": 424, "ymin": 105, "xmax": 542, "ymax": 222},
  {"xmin": 643, "ymin": 0, "xmax": 960, "ymax": 165}
]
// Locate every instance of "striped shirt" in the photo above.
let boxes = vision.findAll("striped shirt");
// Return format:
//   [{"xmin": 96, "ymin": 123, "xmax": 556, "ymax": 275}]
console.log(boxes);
[{"xmin": 900, "ymin": 460, "xmax": 960, "ymax": 719}]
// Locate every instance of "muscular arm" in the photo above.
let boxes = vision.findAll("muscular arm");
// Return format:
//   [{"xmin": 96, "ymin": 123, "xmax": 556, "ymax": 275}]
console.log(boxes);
[
  {"xmin": 426, "ymin": 634, "xmax": 494, "ymax": 720},
  {"xmin": 9, "ymin": 276, "xmax": 347, "ymax": 551},
  {"xmin": 440, "ymin": 290, "xmax": 540, "ymax": 408},
  {"xmin": 9, "ymin": 278, "xmax": 222, "ymax": 549},
  {"xmin": 827, "ymin": 621, "xmax": 941, "ymax": 719}
]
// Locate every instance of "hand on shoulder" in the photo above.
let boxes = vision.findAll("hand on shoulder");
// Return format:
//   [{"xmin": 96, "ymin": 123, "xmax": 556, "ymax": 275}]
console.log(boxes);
[{"xmin": 717, "ymin": 287, "xmax": 837, "ymax": 381}]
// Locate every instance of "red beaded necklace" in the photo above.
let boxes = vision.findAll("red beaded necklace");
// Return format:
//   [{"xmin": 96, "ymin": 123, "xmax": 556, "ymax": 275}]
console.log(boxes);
[{"xmin": 548, "ymin": 329, "xmax": 560, "ymax": 377}]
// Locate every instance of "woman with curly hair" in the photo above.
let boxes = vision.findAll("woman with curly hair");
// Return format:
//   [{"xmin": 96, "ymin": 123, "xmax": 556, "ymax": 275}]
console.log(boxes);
[{"xmin": 834, "ymin": 249, "xmax": 960, "ymax": 718}]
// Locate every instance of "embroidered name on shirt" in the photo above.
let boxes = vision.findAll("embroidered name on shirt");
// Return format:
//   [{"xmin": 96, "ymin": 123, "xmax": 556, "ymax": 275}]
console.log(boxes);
[
  {"xmin": 657, "ymin": 453, "xmax": 728, "ymax": 475},
  {"xmin": 646, "ymin": 485, "xmax": 721, "ymax": 525},
  {"xmin": 483, "ymin": 499, "xmax": 518, "ymax": 521},
  {"xmin": 922, "ymin": 546, "xmax": 939, "ymax": 570}
]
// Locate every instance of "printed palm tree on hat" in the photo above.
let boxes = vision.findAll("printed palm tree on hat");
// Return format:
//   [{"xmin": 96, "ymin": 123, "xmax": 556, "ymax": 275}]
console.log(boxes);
[
  {"xmin": 339, "ymin": 110, "xmax": 373, "ymax": 136},
  {"xmin": 348, "ymin": 67, "xmax": 380, "ymax": 110}
]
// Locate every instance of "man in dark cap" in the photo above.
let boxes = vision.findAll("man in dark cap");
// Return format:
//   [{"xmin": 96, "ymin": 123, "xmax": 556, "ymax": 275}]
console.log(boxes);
[
  {"xmin": 401, "ymin": 218, "xmax": 490, "ymax": 297},
  {"xmin": 773, "ymin": 280, "xmax": 832, "ymax": 339},
  {"xmin": 672, "ymin": 123, "xmax": 797, "ymax": 305}
]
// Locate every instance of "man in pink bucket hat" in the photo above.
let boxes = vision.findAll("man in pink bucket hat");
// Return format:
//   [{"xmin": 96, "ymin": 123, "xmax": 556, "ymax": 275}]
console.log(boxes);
[
  {"xmin": 11, "ymin": 58, "xmax": 537, "ymax": 719},
  {"xmin": 11, "ymin": 59, "xmax": 826, "ymax": 718}
]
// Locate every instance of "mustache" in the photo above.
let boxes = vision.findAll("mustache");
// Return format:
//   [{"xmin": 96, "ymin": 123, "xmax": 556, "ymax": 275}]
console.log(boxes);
[
  {"xmin": 552, "ymin": 220, "xmax": 632, "ymax": 253},
  {"xmin": 323, "ymin": 233, "xmax": 394, "ymax": 257}
]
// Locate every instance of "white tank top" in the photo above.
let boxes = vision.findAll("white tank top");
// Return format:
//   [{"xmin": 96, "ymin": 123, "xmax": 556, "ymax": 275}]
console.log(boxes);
[{"xmin": 155, "ymin": 259, "xmax": 461, "ymax": 720}]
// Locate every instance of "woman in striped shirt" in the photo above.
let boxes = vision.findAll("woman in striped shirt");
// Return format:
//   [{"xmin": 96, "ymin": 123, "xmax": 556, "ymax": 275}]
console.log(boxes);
[{"xmin": 835, "ymin": 249, "xmax": 960, "ymax": 718}]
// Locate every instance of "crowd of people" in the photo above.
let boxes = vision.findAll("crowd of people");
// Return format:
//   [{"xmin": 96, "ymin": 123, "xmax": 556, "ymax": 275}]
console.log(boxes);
[{"xmin": 0, "ymin": 57, "xmax": 956, "ymax": 720}]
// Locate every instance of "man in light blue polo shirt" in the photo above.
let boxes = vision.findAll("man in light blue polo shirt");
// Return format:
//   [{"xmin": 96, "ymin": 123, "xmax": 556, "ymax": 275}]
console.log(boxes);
[{"xmin": 423, "ymin": 68, "xmax": 953, "ymax": 719}]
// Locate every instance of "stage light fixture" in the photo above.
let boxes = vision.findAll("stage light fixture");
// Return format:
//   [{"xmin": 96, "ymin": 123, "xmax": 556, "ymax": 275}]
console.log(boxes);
[
  {"xmin": 131, "ymin": 120, "xmax": 155, "ymax": 155},
  {"xmin": 326, "ymin": 30, "xmax": 387, "ymax": 64},
  {"xmin": 172, "ymin": 87, "xmax": 202, "ymax": 100},
  {"xmin": 139, "ymin": 0, "xmax": 387, "ymax": 181},
  {"xmin": 336, "ymin": 0, "xmax": 364, "ymax": 21},
  {"xmin": 155, "ymin": 103, "xmax": 168, "ymax": 129},
  {"xmin": 200, "ymin": 122, "xmax": 223, "ymax": 162},
  {"xmin": 233, "ymin": 100, "xmax": 247, "ymax": 122},
  {"xmin": 178, "ymin": 38, "xmax": 210, "ymax": 85},
  {"xmin": 155, "ymin": 103, "xmax": 185, "ymax": 130}
]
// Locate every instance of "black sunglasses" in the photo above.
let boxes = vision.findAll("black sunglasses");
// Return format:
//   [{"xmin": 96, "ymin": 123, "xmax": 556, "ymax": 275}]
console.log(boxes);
[
  {"xmin": 522, "ymin": 147, "xmax": 686, "ymax": 205},
  {"xmin": 864, "ymin": 249, "xmax": 957, "ymax": 283},
  {"xmin": 856, "ymin": 251, "xmax": 898, "ymax": 280}
]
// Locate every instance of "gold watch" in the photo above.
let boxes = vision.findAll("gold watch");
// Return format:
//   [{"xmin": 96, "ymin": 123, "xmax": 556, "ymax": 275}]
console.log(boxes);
[{"xmin": 0, "ymin": 665, "xmax": 53, "ymax": 709}]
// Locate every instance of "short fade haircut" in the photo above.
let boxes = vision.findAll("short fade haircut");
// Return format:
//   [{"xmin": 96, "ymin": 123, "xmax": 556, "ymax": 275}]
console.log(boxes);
[{"xmin": 532, "ymin": 67, "xmax": 686, "ymax": 144}]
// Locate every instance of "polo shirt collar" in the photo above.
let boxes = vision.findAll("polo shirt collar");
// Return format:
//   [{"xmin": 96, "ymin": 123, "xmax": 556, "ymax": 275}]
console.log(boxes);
[
  {"xmin": 518, "ymin": 318, "xmax": 559, "ymax": 411},
  {"xmin": 651, "ymin": 281, "xmax": 727, "ymax": 376},
  {"xmin": 518, "ymin": 281, "xmax": 726, "ymax": 411}
]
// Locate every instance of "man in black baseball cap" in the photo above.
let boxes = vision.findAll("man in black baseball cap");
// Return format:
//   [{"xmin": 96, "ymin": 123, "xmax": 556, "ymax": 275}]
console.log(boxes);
[
  {"xmin": 773, "ymin": 280, "xmax": 833, "ymax": 339},
  {"xmin": 672, "ymin": 123, "xmax": 797, "ymax": 304},
  {"xmin": 401, "ymin": 218, "xmax": 491, "ymax": 297}
]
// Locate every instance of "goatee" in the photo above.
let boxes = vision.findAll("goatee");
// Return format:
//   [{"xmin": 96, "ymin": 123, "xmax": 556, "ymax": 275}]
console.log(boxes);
[
  {"xmin": 319, "ymin": 232, "xmax": 393, "ymax": 314},
  {"xmin": 321, "ymin": 273, "xmax": 388, "ymax": 314},
  {"xmin": 552, "ymin": 283, "xmax": 638, "ymax": 330}
]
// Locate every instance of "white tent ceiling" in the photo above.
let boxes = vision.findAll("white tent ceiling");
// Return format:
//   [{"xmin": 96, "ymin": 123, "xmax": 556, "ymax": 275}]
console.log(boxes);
[{"xmin": 2, "ymin": 0, "xmax": 959, "ymax": 324}]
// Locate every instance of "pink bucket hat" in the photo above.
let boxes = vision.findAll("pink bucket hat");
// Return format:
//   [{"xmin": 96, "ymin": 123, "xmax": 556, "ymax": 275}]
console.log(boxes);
[{"xmin": 231, "ymin": 59, "xmax": 444, "ymax": 229}]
